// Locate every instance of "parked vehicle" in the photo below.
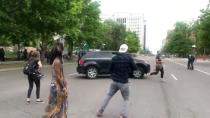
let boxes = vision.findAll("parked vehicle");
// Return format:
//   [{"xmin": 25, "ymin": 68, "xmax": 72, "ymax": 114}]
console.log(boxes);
[{"xmin": 76, "ymin": 51, "xmax": 150, "ymax": 79}]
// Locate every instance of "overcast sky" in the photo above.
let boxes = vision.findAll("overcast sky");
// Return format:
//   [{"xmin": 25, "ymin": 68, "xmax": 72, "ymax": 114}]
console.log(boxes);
[{"xmin": 98, "ymin": 0, "xmax": 209, "ymax": 54}]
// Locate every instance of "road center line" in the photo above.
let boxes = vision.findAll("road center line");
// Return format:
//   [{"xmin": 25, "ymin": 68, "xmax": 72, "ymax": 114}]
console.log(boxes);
[
  {"xmin": 68, "ymin": 73, "xmax": 77, "ymax": 76},
  {"xmin": 171, "ymin": 74, "xmax": 178, "ymax": 80},
  {"xmin": 195, "ymin": 69, "xmax": 210, "ymax": 76},
  {"xmin": 167, "ymin": 59, "xmax": 210, "ymax": 76}
]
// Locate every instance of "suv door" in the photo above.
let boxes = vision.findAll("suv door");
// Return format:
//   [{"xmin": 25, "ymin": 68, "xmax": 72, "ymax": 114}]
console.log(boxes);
[{"xmin": 96, "ymin": 52, "xmax": 112, "ymax": 74}]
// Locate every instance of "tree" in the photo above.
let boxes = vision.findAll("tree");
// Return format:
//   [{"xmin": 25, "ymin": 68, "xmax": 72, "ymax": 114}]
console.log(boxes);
[
  {"xmin": 126, "ymin": 31, "xmax": 140, "ymax": 53},
  {"xmin": 63, "ymin": 0, "xmax": 84, "ymax": 58},
  {"xmin": 63, "ymin": 0, "xmax": 102, "ymax": 58},
  {"xmin": 79, "ymin": 1, "xmax": 101, "ymax": 48},
  {"xmin": 163, "ymin": 22, "xmax": 193, "ymax": 57},
  {"xmin": 102, "ymin": 20, "xmax": 126, "ymax": 51},
  {"xmin": 196, "ymin": 4, "xmax": 210, "ymax": 54},
  {"xmin": 0, "ymin": 0, "xmax": 35, "ymax": 59},
  {"xmin": 0, "ymin": 35, "xmax": 11, "ymax": 46},
  {"xmin": 97, "ymin": 20, "xmax": 113, "ymax": 50},
  {"xmin": 28, "ymin": 0, "xmax": 72, "ymax": 58}
]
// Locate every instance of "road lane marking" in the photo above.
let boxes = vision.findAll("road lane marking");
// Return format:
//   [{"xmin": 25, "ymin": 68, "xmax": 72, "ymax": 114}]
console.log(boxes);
[
  {"xmin": 171, "ymin": 74, "xmax": 178, "ymax": 80},
  {"xmin": 195, "ymin": 69, "xmax": 210, "ymax": 76},
  {"xmin": 68, "ymin": 73, "xmax": 77, "ymax": 76},
  {"xmin": 167, "ymin": 59, "xmax": 186, "ymax": 67},
  {"xmin": 167, "ymin": 59, "xmax": 210, "ymax": 76}
]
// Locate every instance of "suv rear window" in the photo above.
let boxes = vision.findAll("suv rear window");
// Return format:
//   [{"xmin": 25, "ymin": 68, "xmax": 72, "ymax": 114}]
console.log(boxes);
[{"xmin": 82, "ymin": 51, "xmax": 113, "ymax": 58}]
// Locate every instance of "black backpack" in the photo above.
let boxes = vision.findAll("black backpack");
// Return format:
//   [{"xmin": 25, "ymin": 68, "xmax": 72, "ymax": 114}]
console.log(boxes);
[{"xmin": 23, "ymin": 59, "xmax": 37, "ymax": 75}]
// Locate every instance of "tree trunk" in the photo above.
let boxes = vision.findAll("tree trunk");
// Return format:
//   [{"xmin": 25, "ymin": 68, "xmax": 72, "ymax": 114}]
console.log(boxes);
[
  {"xmin": 17, "ymin": 43, "xmax": 21, "ymax": 60},
  {"xmin": 40, "ymin": 34, "xmax": 48, "ymax": 61},
  {"xmin": 66, "ymin": 36, "xmax": 73, "ymax": 60}
]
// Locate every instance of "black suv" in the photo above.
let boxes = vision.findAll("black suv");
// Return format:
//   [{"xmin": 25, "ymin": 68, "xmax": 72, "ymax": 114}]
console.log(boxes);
[{"xmin": 76, "ymin": 51, "xmax": 150, "ymax": 79}]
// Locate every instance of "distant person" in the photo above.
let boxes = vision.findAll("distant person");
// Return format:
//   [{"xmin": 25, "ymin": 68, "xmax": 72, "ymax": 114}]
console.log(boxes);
[
  {"xmin": 23, "ymin": 49, "xmax": 28, "ymax": 60},
  {"xmin": 0, "ymin": 48, "xmax": 5, "ymax": 63},
  {"xmin": 96, "ymin": 44, "xmax": 137, "ymax": 118},
  {"xmin": 43, "ymin": 42, "xmax": 68, "ymax": 118},
  {"xmin": 44, "ymin": 50, "xmax": 51, "ymax": 63},
  {"xmin": 150, "ymin": 52, "xmax": 165, "ymax": 81},
  {"xmin": 156, "ymin": 51, "xmax": 161, "ymax": 59},
  {"xmin": 187, "ymin": 54, "xmax": 195, "ymax": 70},
  {"xmin": 26, "ymin": 50, "xmax": 44, "ymax": 103}
]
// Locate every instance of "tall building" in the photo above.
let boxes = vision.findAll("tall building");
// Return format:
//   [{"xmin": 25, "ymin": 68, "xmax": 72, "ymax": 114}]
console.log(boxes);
[{"xmin": 101, "ymin": 13, "xmax": 146, "ymax": 50}]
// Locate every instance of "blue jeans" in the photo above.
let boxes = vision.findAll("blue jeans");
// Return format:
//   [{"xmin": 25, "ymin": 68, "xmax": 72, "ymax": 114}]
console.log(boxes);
[{"xmin": 99, "ymin": 81, "xmax": 129, "ymax": 117}]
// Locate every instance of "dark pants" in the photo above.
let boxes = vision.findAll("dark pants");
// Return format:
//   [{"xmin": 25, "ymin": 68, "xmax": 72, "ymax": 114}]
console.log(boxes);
[
  {"xmin": 187, "ymin": 61, "xmax": 194, "ymax": 70},
  {"xmin": 150, "ymin": 67, "xmax": 164, "ymax": 78},
  {"xmin": 0, "ymin": 55, "xmax": 5, "ymax": 62},
  {"xmin": 27, "ymin": 76, "xmax": 40, "ymax": 99}
]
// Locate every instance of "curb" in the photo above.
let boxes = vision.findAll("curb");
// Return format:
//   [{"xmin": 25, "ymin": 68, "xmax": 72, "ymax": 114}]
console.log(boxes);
[{"xmin": 0, "ymin": 62, "xmax": 76, "ymax": 72}]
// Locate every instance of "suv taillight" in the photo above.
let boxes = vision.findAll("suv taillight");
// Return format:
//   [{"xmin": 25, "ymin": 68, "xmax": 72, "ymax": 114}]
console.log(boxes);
[{"xmin": 79, "ymin": 59, "xmax": 85, "ymax": 65}]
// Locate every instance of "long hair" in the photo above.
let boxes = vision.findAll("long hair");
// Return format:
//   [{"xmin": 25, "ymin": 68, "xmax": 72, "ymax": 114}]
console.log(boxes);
[
  {"xmin": 28, "ymin": 50, "xmax": 39, "ymax": 60},
  {"xmin": 49, "ymin": 42, "xmax": 64, "ymax": 65}
]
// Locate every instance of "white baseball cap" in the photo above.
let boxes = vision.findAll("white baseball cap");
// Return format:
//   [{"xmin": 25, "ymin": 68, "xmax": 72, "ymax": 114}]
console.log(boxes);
[{"xmin": 119, "ymin": 44, "xmax": 128, "ymax": 53}]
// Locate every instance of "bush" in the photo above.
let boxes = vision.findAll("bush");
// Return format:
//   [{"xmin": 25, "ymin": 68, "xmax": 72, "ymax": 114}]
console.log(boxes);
[{"xmin": 5, "ymin": 51, "xmax": 17, "ymax": 60}]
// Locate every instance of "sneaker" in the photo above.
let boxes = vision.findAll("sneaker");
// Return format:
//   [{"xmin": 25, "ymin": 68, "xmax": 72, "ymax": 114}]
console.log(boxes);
[
  {"xmin": 36, "ymin": 100, "xmax": 44, "ymax": 103},
  {"xmin": 26, "ymin": 98, "xmax": 30, "ymax": 103},
  {"xmin": 161, "ymin": 78, "xmax": 166, "ymax": 82},
  {"xmin": 120, "ymin": 115, "xmax": 128, "ymax": 118},
  {"xmin": 96, "ymin": 110, "xmax": 103, "ymax": 117}
]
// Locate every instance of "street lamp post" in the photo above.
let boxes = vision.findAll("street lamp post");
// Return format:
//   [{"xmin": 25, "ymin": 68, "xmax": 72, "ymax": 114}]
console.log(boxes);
[
  {"xmin": 102, "ymin": 43, "xmax": 106, "ymax": 50},
  {"xmin": 192, "ymin": 45, "xmax": 196, "ymax": 56}
]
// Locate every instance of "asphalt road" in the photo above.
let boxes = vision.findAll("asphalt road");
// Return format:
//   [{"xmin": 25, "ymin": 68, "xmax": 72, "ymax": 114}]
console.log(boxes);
[{"xmin": 0, "ymin": 57, "xmax": 210, "ymax": 118}]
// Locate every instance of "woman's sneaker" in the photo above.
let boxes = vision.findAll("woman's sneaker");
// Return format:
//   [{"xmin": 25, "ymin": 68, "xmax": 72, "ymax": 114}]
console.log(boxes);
[
  {"xmin": 36, "ymin": 99, "xmax": 44, "ymax": 103},
  {"xmin": 96, "ymin": 110, "xmax": 103, "ymax": 117},
  {"xmin": 161, "ymin": 78, "xmax": 166, "ymax": 82},
  {"xmin": 26, "ymin": 98, "xmax": 30, "ymax": 103},
  {"xmin": 120, "ymin": 115, "xmax": 128, "ymax": 118}
]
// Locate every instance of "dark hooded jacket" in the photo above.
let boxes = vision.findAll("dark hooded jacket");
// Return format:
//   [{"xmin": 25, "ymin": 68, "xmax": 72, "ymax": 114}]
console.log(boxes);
[{"xmin": 110, "ymin": 53, "xmax": 137, "ymax": 83}]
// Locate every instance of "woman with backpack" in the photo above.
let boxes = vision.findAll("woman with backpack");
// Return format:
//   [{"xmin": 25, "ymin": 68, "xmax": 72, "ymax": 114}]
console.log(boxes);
[
  {"xmin": 26, "ymin": 50, "xmax": 44, "ymax": 103},
  {"xmin": 43, "ymin": 42, "xmax": 68, "ymax": 118}
]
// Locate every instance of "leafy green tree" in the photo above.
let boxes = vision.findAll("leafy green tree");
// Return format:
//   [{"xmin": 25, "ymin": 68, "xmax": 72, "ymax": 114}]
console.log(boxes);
[
  {"xmin": 102, "ymin": 20, "xmax": 126, "ymax": 51},
  {"xmin": 126, "ymin": 31, "xmax": 140, "ymax": 53},
  {"xmin": 79, "ymin": 1, "xmax": 101, "ymax": 48},
  {"xmin": 28, "ymin": 0, "xmax": 72, "ymax": 56},
  {"xmin": 63, "ymin": 0, "xmax": 101, "ymax": 58},
  {"xmin": 196, "ymin": 4, "xmax": 210, "ymax": 54},
  {"xmin": 0, "ymin": 0, "xmax": 35, "ymax": 59},
  {"xmin": 63, "ymin": 0, "xmax": 84, "ymax": 58},
  {"xmin": 97, "ymin": 20, "xmax": 113, "ymax": 50},
  {"xmin": 0, "ymin": 35, "xmax": 11, "ymax": 46},
  {"xmin": 163, "ymin": 22, "xmax": 193, "ymax": 57}
]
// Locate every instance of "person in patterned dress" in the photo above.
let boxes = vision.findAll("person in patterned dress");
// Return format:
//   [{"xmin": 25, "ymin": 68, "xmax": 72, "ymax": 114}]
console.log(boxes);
[{"xmin": 43, "ymin": 42, "xmax": 68, "ymax": 118}]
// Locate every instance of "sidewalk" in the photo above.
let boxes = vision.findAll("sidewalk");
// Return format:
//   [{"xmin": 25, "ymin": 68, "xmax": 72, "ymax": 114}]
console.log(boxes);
[
  {"xmin": 0, "ymin": 61, "xmax": 24, "ymax": 64},
  {"xmin": 195, "ymin": 59, "xmax": 210, "ymax": 63},
  {"xmin": 0, "ymin": 60, "xmax": 76, "ymax": 72},
  {"xmin": 0, "ymin": 61, "xmax": 25, "ymax": 72},
  {"xmin": 169, "ymin": 57, "xmax": 210, "ymax": 63}
]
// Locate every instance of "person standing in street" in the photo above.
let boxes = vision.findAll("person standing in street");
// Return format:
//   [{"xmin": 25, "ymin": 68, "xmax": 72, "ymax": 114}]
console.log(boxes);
[
  {"xmin": 0, "ymin": 48, "xmax": 5, "ymax": 64},
  {"xmin": 26, "ymin": 50, "xmax": 44, "ymax": 103},
  {"xmin": 43, "ymin": 42, "xmax": 68, "ymax": 118},
  {"xmin": 187, "ymin": 54, "xmax": 195, "ymax": 70},
  {"xmin": 96, "ymin": 44, "xmax": 137, "ymax": 118},
  {"xmin": 150, "ymin": 52, "xmax": 165, "ymax": 81}
]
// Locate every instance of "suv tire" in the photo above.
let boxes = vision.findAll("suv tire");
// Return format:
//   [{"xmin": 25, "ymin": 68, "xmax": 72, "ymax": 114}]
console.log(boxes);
[
  {"xmin": 133, "ymin": 67, "xmax": 144, "ymax": 79},
  {"xmin": 86, "ymin": 66, "xmax": 98, "ymax": 79}
]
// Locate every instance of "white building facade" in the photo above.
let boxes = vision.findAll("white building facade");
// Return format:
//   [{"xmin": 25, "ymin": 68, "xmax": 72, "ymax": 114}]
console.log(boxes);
[{"xmin": 101, "ymin": 13, "xmax": 146, "ymax": 50}]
